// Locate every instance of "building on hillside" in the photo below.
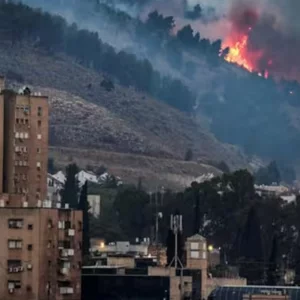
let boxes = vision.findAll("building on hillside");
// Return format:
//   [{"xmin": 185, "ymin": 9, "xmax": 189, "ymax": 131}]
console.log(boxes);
[
  {"xmin": 0, "ymin": 207, "xmax": 82, "ymax": 300},
  {"xmin": 87, "ymin": 194, "xmax": 101, "ymax": 217},
  {"xmin": 0, "ymin": 80, "xmax": 49, "ymax": 207},
  {"xmin": 76, "ymin": 170, "xmax": 98, "ymax": 187},
  {"xmin": 52, "ymin": 171, "xmax": 66, "ymax": 184},
  {"xmin": 47, "ymin": 173, "xmax": 64, "ymax": 204},
  {"xmin": 254, "ymin": 184, "xmax": 290, "ymax": 197}
]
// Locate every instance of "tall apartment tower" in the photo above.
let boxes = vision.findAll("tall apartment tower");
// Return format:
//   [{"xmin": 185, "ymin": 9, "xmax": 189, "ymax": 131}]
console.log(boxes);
[{"xmin": 0, "ymin": 79, "xmax": 48, "ymax": 207}]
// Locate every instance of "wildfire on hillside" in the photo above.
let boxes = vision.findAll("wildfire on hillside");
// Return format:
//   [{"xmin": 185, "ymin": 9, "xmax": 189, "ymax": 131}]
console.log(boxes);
[{"xmin": 221, "ymin": 7, "xmax": 269, "ymax": 78}]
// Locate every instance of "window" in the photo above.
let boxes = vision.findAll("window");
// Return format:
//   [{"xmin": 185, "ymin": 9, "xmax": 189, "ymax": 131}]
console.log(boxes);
[
  {"xmin": 190, "ymin": 251, "xmax": 199, "ymax": 259},
  {"xmin": 27, "ymin": 244, "xmax": 33, "ymax": 251},
  {"xmin": 48, "ymin": 219, "xmax": 53, "ymax": 229},
  {"xmin": 37, "ymin": 134, "xmax": 42, "ymax": 140},
  {"xmin": 8, "ymin": 219, "xmax": 23, "ymax": 229},
  {"xmin": 8, "ymin": 280, "xmax": 21, "ymax": 290},
  {"xmin": 8, "ymin": 240, "xmax": 22, "ymax": 249},
  {"xmin": 78, "ymin": 221, "xmax": 82, "ymax": 231},
  {"xmin": 202, "ymin": 251, "xmax": 207, "ymax": 259},
  {"xmin": 37, "ymin": 147, "xmax": 41, "ymax": 153},
  {"xmin": 191, "ymin": 242, "xmax": 199, "ymax": 250},
  {"xmin": 16, "ymin": 118, "xmax": 19, "ymax": 124},
  {"xmin": 15, "ymin": 132, "xmax": 20, "ymax": 138},
  {"xmin": 37, "ymin": 162, "xmax": 41, "ymax": 169},
  {"xmin": 28, "ymin": 224, "xmax": 33, "ymax": 230},
  {"xmin": 7, "ymin": 259, "xmax": 22, "ymax": 268},
  {"xmin": 22, "ymin": 174, "xmax": 27, "ymax": 180},
  {"xmin": 48, "ymin": 260, "xmax": 52, "ymax": 266},
  {"xmin": 65, "ymin": 221, "xmax": 71, "ymax": 229},
  {"xmin": 25, "ymin": 119, "xmax": 29, "ymax": 125},
  {"xmin": 20, "ymin": 132, "xmax": 24, "ymax": 139},
  {"xmin": 23, "ymin": 147, "xmax": 27, "ymax": 153},
  {"xmin": 38, "ymin": 106, "xmax": 42, "ymax": 116},
  {"xmin": 24, "ymin": 132, "xmax": 28, "ymax": 139},
  {"xmin": 47, "ymin": 240, "xmax": 52, "ymax": 248},
  {"xmin": 37, "ymin": 120, "xmax": 41, "ymax": 127}
]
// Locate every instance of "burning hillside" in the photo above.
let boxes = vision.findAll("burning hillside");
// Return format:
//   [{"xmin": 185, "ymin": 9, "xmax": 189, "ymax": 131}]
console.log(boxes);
[{"xmin": 222, "ymin": 2, "xmax": 300, "ymax": 81}]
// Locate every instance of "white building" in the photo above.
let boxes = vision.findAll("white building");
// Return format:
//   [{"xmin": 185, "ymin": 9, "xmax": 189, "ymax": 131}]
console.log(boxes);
[
  {"xmin": 76, "ymin": 170, "xmax": 98, "ymax": 187},
  {"xmin": 88, "ymin": 194, "xmax": 101, "ymax": 217},
  {"xmin": 47, "ymin": 173, "xmax": 64, "ymax": 204}
]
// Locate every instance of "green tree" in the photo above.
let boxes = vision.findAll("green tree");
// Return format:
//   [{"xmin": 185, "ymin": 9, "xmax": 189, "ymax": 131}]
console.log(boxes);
[
  {"xmin": 78, "ymin": 181, "xmax": 90, "ymax": 260},
  {"xmin": 61, "ymin": 163, "xmax": 79, "ymax": 208},
  {"xmin": 239, "ymin": 206, "xmax": 265, "ymax": 284},
  {"xmin": 113, "ymin": 185, "xmax": 151, "ymax": 240},
  {"xmin": 266, "ymin": 234, "xmax": 280, "ymax": 285}
]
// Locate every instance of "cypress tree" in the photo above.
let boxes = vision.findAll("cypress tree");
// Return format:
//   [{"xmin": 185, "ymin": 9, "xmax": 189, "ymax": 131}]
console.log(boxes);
[
  {"xmin": 267, "ymin": 235, "xmax": 280, "ymax": 285},
  {"xmin": 61, "ymin": 163, "xmax": 79, "ymax": 208},
  {"xmin": 78, "ymin": 181, "xmax": 91, "ymax": 260},
  {"xmin": 239, "ymin": 206, "xmax": 264, "ymax": 284}
]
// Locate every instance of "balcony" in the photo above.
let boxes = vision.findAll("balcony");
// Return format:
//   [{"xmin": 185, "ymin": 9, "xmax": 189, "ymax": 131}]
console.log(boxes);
[
  {"xmin": 59, "ymin": 287, "xmax": 74, "ymax": 294},
  {"xmin": 8, "ymin": 266, "xmax": 23, "ymax": 273},
  {"xmin": 59, "ymin": 249, "xmax": 74, "ymax": 258}
]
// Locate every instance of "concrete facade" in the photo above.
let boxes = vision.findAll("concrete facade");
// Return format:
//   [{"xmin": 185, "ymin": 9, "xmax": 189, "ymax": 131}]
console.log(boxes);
[{"xmin": 0, "ymin": 207, "xmax": 82, "ymax": 300}]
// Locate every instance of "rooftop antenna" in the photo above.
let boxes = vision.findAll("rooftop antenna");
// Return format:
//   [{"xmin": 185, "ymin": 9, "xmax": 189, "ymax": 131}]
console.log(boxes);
[{"xmin": 169, "ymin": 212, "xmax": 184, "ymax": 299}]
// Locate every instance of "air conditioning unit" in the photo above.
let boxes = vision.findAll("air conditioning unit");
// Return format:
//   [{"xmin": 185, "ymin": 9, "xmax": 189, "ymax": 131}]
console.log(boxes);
[
  {"xmin": 68, "ymin": 229, "xmax": 75, "ymax": 237},
  {"xmin": 67, "ymin": 287, "xmax": 74, "ymax": 294},
  {"xmin": 64, "ymin": 203, "xmax": 69, "ymax": 209},
  {"xmin": 56, "ymin": 203, "xmax": 61, "ymax": 209},
  {"xmin": 27, "ymin": 264, "xmax": 32, "ymax": 270},
  {"xmin": 23, "ymin": 201, "xmax": 28, "ymax": 208}
]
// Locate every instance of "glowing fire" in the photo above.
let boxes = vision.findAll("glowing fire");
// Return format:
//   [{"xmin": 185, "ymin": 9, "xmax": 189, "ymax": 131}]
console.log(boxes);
[{"xmin": 222, "ymin": 27, "xmax": 268, "ymax": 78}]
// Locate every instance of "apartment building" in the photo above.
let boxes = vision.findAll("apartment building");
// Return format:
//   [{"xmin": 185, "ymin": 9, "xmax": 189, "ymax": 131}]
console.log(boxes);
[
  {"xmin": 0, "ymin": 207, "xmax": 82, "ymax": 300},
  {"xmin": 0, "ymin": 77, "xmax": 83, "ymax": 300},
  {"xmin": 0, "ymin": 79, "xmax": 48, "ymax": 207}
]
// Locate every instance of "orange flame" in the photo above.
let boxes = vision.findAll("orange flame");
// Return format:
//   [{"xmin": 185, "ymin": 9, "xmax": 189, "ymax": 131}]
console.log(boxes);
[{"xmin": 222, "ymin": 27, "xmax": 265, "ymax": 75}]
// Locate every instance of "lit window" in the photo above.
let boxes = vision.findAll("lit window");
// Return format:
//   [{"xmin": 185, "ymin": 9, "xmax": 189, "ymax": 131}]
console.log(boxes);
[
  {"xmin": 23, "ymin": 147, "xmax": 27, "ymax": 153},
  {"xmin": 37, "ymin": 134, "xmax": 42, "ymax": 140},
  {"xmin": 24, "ymin": 132, "xmax": 29, "ymax": 139},
  {"xmin": 37, "ymin": 162, "xmax": 41, "ymax": 168},
  {"xmin": 8, "ymin": 240, "xmax": 23, "ymax": 249},
  {"xmin": 20, "ymin": 132, "xmax": 24, "ymax": 139},
  {"xmin": 19, "ymin": 161, "xmax": 23, "ymax": 166},
  {"xmin": 15, "ymin": 132, "xmax": 20, "ymax": 138},
  {"xmin": 190, "ymin": 251, "xmax": 199, "ymax": 259},
  {"xmin": 15, "ymin": 146, "xmax": 20, "ymax": 152}
]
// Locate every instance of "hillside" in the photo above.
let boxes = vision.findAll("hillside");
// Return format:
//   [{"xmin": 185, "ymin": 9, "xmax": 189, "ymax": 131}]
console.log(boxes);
[{"xmin": 1, "ymin": 42, "xmax": 247, "ymax": 170}]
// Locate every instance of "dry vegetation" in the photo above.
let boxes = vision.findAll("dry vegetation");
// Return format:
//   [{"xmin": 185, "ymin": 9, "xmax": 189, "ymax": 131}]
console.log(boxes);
[{"xmin": 0, "ymin": 42, "xmax": 249, "ymax": 186}]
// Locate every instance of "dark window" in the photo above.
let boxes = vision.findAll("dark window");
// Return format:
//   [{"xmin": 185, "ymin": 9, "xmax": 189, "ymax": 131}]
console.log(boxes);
[
  {"xmin": 65, "ymin": 221, "xmax": 71, "ymax": 229},
  {"xmin": 28, "ymin": 224, "xmax": 33, "ymax": 230},
  {"xmin": 37, "ymin": 107, "xmax": 42, "ymax": 117},
  {"xmin": 37, "ymin": 120, "xmax": 41, "ymax": 127},
  {"xmin": 27, "ymin": 244, "xmax": 33, "ymax": 251},
  {"xmin": 78, "ymin": 221, "xmax": 82, "ymax": 231}
]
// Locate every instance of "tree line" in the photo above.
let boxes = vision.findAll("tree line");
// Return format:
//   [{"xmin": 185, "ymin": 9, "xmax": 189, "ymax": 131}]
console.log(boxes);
[{"xmin": 0, "ymin": 2, "xmax": 195, "ymax": 112}]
